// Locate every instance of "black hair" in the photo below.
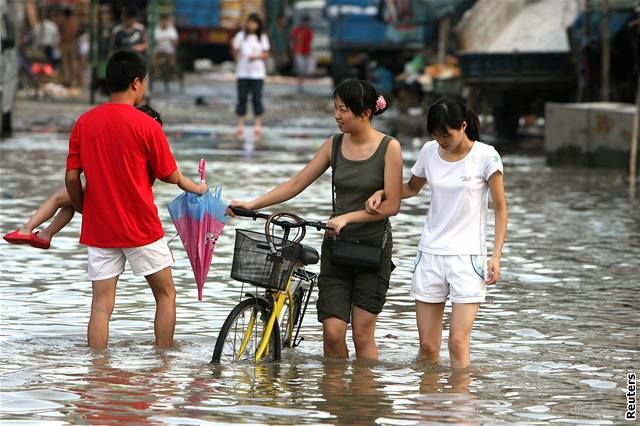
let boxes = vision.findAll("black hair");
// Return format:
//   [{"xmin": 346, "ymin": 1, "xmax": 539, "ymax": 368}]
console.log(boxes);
[
  {"xmin": 426, "ymin": 96, "xmax": 480, "ymax": 141},
  {"xmin": 333, "ymin": 79, "xmax": 386, "ymax": 119},
  {"xmin": 136, "ymin": 105, "xmax": 163, "ymax": 126},
  {"xmin": 245, "ymin": 13, "xmax": 263, "ymax": 39},
  {"xmin": 302, "ymin": 15, "xmax": 310, "ymax": 23},
  {"xmin": 105, "ymin": 49, "xmax": 148, "ymax": 93},
  {"xmin": 122, "ymin": 7, "xmax": 137, "ymax": 21},
  {"xmin": 63, "ymin": 8, "xmax": 73, "ymax": 18}
]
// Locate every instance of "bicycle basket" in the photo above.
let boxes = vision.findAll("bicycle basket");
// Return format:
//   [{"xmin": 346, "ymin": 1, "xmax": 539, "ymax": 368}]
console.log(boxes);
[{"xmin": 231, "ymin": 229, "xmax": 303, "ymax": 290}]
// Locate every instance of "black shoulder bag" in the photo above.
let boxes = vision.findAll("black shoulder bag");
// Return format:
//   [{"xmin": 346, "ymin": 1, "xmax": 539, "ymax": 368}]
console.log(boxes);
[{"xmin": 330, "ymin": 134, "xmax": 387, "ymax": 271}]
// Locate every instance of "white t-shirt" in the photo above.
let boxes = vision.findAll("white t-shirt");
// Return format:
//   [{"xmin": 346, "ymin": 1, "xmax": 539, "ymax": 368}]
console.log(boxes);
[
  {"xmin": 411, "ymin": 140, "xmax": 503, "ymax": 255},
  {"xmin": 233, "ymin": 31, "xmax": 270, "ymax": 79},
  {"xmin": 154, "ymin": 24, "xmax": 178, "ymax": 54},
  {"xmin": 33, "ymin": 19, "xmax": 60, "ymax": 47}
]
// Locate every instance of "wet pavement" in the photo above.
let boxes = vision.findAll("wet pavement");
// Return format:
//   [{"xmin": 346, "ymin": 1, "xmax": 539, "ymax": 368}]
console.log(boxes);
[{"xmin": 1, "ymin": 77, "xmax": 639, "ymax": 424}]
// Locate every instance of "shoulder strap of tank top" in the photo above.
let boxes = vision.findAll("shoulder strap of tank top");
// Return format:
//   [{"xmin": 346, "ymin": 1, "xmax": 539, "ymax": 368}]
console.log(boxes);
[{"xmin": 380, "ymin": 134, "xmax": 392, "ymax": 154}]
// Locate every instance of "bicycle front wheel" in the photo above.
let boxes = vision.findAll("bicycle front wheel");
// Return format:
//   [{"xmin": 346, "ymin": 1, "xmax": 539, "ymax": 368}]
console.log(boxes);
[{"xmin": 211, "ymin": 297, "xmax": 281, "ymax": 364}]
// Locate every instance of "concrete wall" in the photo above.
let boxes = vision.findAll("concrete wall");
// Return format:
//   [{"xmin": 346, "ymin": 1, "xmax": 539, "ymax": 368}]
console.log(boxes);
[{"xmin": 545, "ymin": 102, "xmax": 638, "ymax": 169}]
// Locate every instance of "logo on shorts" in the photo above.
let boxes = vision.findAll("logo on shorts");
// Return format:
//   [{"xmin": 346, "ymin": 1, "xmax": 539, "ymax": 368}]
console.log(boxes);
[{"xmin": 470, "ymin": 255, "xmax": 485, "ymax": 279}]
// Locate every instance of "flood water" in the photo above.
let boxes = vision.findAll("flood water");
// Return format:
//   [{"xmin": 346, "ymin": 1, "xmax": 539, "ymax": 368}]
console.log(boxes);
[{"xmin": 1, "ymin": 125, "xmax": 638, "ymax": 425}]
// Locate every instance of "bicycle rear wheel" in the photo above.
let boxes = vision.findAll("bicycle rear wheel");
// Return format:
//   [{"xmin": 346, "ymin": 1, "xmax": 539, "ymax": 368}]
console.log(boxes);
[{"xmin": 211, "ymin": 297, "xmax": 281, "ymax": 364}]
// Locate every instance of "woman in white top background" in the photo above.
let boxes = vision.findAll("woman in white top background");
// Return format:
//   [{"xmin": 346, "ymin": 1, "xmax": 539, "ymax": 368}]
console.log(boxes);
[
  {"xmin": 231, "ymin": 13, "xmax": 270, "ymax": 141},
  {"xmin": 366, "ymin": 97, "xmax": 507, "ymax": 369}
]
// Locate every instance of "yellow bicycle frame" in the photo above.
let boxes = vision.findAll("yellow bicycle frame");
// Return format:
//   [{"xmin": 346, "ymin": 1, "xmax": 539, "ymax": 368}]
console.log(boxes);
[
  {"xmin": 232, "ymin": 262, "xmax": 300, "ymax": 362},
  {"xmin": 254, "ymin": 271, "xmax": 296, "ymax": 361}
]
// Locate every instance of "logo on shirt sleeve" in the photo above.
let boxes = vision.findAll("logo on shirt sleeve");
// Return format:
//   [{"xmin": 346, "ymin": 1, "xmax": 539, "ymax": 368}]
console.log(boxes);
[{"xmin": 493, "ymin": 154, "xmax": 501, "ymax": 163}]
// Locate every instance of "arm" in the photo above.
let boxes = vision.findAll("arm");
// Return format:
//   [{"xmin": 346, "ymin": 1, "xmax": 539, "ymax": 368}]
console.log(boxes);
[
  {"xmin": 134, "ymin": 27, "xmax": 148, "ymax": 52},
  {"xmin": 486, "ymin": 171, "xmax": 507, "ymax": 285},
  {"xmin": 160, "ymin": 169, "xmax": 207, "ymax": 194},
  {"xmin": 231, "ymin": 34, "xmax": 239, "ymax": 62},
  {"xmin": 65, "ymin": 169, "xmax": 84, "ymax": 213},
  {"xmin": 365, "ymin": 174, "xmax": 427, "ymax": 213},
  {"xmin": 328, "ymin": 139, "xmax": 403, "ymax": 234},
  {"xmin": 230, "ymin": 139, "xmax": 332, "ymax": 210}
]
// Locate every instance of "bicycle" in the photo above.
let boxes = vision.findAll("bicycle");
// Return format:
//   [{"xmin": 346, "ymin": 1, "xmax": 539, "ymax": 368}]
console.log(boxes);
[{"xmin": 211, "ymin": 207, "xmax": 329, "ymax": 364}]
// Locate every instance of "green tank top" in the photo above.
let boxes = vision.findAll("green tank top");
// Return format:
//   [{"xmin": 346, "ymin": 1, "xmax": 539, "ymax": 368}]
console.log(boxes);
[{"xmin": 331, "ymin": 133, "xmax": 391, "ymax": 243}]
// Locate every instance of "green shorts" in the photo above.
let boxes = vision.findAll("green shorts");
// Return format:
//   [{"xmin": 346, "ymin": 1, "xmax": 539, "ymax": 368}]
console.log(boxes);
[{"xmin": 316, "ymin": 236, "xmax": 394, "ymax": 323}]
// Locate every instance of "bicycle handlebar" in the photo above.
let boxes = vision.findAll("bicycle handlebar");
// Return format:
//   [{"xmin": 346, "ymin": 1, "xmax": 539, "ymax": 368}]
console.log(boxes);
[{"xmin": 229, "ymin": 207, "xmax": 330, "ymax": 231}]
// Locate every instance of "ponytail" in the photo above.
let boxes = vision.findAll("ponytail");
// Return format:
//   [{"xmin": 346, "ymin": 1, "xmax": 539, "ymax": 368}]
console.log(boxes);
[
  {"xmin": 426, "ymin": 96, "xmax": 481, "ymax": 141},
  {"xmin": 464, "ymin": 106, "xmax": 480, "ymax": 141}
]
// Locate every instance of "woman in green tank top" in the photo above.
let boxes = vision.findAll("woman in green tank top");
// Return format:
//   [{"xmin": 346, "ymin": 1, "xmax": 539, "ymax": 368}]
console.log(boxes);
[{"xmin": 230, "ymin": 80, "xmax": 403, "ymax": 360}]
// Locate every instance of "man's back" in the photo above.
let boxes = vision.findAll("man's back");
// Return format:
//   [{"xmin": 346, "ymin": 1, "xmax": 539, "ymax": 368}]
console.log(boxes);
[{"xmin": 67, "ymin": 103, "xmax": 176, "ymax": 248}]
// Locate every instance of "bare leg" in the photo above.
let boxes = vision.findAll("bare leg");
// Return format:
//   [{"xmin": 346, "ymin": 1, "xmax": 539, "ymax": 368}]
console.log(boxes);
[
  {"xmin": 416, "ymin": 301, "xmax": 445, "ymax": 363},
  {"xmin": 448, "ymin": 303, "xmax": 479, "ymax": 369},
  {"xmin": 38, "ymin": 206, "xmax": 75, "ymax": 242},
  {"xmin": 322, "ymin": 317, "xmax": 348, "ymax": 357},
  {"xmin": 351, "ymin": 306, "xmax": 379, "ymax": 360},
  {"xmin": 145, "ymin": 267, "xmax": 176, "ymax": 348},
  {"xmin": 234, "ymin": 116, "xmax": 246, "ymax": 139},
  {"xmin": 19, "ymin": 188, "xmax": 71, "ymax": 235},
  {"xmin": 88, "ymin": 276, "xmax": 118, "ymax": 348},
  {"xmin": 254, "ymin": 115, "xmax": 262, "ymax": 141}
]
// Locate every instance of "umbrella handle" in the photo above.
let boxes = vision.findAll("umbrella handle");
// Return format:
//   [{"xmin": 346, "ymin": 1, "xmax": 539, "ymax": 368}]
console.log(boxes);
[{"xmin": 199, "ymin": 159, "xmax": 206, "ymax": 183}]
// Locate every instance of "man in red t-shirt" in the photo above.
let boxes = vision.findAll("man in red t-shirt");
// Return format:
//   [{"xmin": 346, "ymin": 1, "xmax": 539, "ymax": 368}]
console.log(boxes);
[
  {"xmin": 65, "ymin": 50, "xmax": 206, "ymax": 349},
  {"xmin": 290, "ymin": 15, "xmax": 313, "ymax": 91}
]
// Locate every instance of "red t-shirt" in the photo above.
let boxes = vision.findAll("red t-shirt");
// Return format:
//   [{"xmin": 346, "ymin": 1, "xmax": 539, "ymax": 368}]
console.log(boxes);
[
  {"xmin": 291, "ymin": 25, "xmax": 313, "ymax": 56},
  {"xmin": 66, "ymin": 103, "xmax": 177, "ymax": 248}
]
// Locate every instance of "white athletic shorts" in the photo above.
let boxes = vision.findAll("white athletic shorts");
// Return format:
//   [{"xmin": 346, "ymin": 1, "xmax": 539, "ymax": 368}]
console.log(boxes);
[
  {"xmin": 87, "ymin": 237, "xmax": 173, "ymax": 281},
  {"xmin": 411, "ymin": 251, "xmax": 487, "ymax": 304}
]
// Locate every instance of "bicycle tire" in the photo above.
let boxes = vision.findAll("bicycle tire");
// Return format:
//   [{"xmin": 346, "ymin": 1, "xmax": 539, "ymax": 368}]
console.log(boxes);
[
  {"xmin": 211, "ymin": 297, "xmax": 281, "ymax": 364},
  {"xmin": 281, "ymin": 286, "xmax": 304, "ymax": 348}
]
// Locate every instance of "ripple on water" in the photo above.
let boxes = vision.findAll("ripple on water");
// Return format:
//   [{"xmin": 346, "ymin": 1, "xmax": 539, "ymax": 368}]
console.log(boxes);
[{"xmin": 1, "ymin": 135, "xmax": 639, "ymax": 424}]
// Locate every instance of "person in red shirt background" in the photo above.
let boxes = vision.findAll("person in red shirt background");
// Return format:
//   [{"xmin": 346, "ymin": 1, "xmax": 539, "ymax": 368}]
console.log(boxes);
[
  {"xmin": 290, "ymin": 15, "xmax": 313, "ymax": 92},
  {"xmin": 65, "ymin": 49, "xmax": 206, "ymax": 349}
]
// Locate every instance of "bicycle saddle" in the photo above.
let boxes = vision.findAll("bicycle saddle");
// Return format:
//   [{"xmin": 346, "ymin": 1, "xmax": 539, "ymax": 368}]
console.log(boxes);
[{"xmin": 300, "ymin": 244, "xmax": 319, "ymax": 265}]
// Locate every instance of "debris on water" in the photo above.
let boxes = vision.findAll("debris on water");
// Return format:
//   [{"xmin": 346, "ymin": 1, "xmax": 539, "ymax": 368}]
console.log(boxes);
[{"xmin": 195, "ymin": 96, "xmax": 208, "ymax": 106}]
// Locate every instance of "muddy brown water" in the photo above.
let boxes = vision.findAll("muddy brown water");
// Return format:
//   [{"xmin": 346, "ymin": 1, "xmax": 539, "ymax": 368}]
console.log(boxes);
[{"xmin": 1, "ymin": 129, "xmax": 638, "ymax": 424}]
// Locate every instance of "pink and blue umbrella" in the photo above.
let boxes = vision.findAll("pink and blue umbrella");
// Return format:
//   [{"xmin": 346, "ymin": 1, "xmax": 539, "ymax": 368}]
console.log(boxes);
[{"xmin": 168, "ymin": 160, "xmax": 229, "ymax": 300}]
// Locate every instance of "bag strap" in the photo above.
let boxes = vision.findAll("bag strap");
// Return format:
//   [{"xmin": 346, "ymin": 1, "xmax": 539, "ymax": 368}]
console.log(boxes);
[{"xmin": 330, "ymin": 133, "xmax": 343, "ymax": 217}]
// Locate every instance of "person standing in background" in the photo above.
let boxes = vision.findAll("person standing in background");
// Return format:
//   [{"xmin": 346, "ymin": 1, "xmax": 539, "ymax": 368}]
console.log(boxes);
[
  {"xmin": 59, "ymin": 7, "xmax": 79, "ymax": 87},
  {"xmin": 110, "ymin": 7, "xmax": 147, "ymax": 54},
  {"xmin": 231, "ymin": 13, "xmax": 270, "ymax": 141},
  {"xmin": 290, "ymin": 15, "xmax": 313, "ymax": 92},
  {"xmin": 32, "ymin": 8, "xmax": 60, "ymax": 66},
  {"xmin": 270, "ymin": 15, "xmax": 291, "ymax": 76},
  {"xmin": 152, "ymin": 14, "xmax": 179, "ymax": 76}
]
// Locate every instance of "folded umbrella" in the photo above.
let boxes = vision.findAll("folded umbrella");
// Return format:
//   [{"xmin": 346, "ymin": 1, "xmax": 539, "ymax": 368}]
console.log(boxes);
[{"xmin": 168, "ymin": 159, "xmax": 229, "ymax": 300}]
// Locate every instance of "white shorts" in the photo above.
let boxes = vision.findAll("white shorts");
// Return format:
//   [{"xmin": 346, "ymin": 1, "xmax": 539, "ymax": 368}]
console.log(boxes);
[
  {"xmin": 411, "ymin": 251, "xmax": 487, "ymax": 304},
  {"xmin": 87, "ymin": 237, "xmax": 173, "ymax": 281}
]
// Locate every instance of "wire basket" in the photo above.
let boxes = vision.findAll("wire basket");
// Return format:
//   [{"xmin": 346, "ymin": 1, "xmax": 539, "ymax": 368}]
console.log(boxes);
[{"xmin": 231, "ymin": 229, "xmax": 303, "ymax": 290}]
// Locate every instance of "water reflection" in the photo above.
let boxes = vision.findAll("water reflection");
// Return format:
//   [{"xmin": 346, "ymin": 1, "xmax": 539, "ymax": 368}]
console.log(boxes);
[{"xmin": 1, "ymin": 130, "xmax": 638, "ymax": 424}]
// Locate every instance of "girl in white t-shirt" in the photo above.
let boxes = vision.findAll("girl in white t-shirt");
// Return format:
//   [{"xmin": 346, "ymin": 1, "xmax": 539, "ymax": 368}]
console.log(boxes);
[
  {"xmin": 366, "ymin": 97, "xmax": 507, "ymax": 369},
  {"xmin": 231, "ymin": 14, "xmax": 270, "ymax": 141}
]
